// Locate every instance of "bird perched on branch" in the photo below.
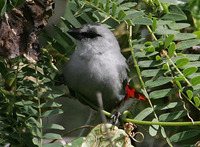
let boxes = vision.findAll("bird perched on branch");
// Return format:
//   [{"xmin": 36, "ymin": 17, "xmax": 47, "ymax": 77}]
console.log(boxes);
[{"xmin": 63, "ymin": 23, "xmax": 146, "ymax": 112}]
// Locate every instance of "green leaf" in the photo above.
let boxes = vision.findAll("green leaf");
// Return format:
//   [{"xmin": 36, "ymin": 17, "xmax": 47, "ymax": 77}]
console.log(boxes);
[
  {"xmin": 175, "ymin": 80, "xmax": 182, "ymax": 89},
  {"xmin": 186, "ymin": 90, "xmax": 193, "ymax": 100},
  {"xmin": 175, "ymin": 33, "xmax": 196, "ymax": 41},
  {"xmin": 161, "ymin": 127, "xmax": 167, "ymax": 138},
  {"xmin": 98, "ymin": 2, "xmax": 104, "ymax": 9},
  {"xmin": 162, "ymin": 5, "xmax": 187, "ymax": 21},
  {"xmin": 42, "ymin": 109, "xmax": 63, "ymax": 117},
  {"xmin": 194, "ymin": 97, "xmax": 200, "ymax": 107},
  {"xmin": 160, "ymin": 0, "xmax": 178, "ymax": 5},
  {"xmin": 149, "ymin": 118, "xmax": 159, "ymax": 137},
  {"xmin": 141, "ymin": 69, "xmax": 167, "ymax": 77},
  {"xmin": 176, "ymin": 39, "xmax": 200, "ymax": 50},
  {"xmin": 112, "ymin": 2, "xmax": 117, "ymax": 16},
  {"xmin": 32, "ymin": 137, "xmax": 41, "ymax": 147},
  {"xmin": 183, "ymin": 67, "xmax": 198, "ymax": 77},
  {"xmin": 43, "ymin": 143, "xmax": 63, "ymax": 147},
  {"xmin": 135, "ymin": 51, "xmax": 159, "ymax": 58},
  {"xmin": 138, "ymin": 60, "xmax": 164, "ymax": 67},
  {"xmin": 168, "ymin": 42, "xmax": 176, "ymax": 58},
  {"xmin": 15, "ymin": 101, "xmax": 37, "ymax": 107},
  {"xmin": 31, "ymin": 127, "xmax": 42, "ymax": 137},
  {"xmin": 162, "ymin": 63, "xmax": 169, "ymax": 70},
  {"xmin": 155, "ymin": 29, "xmax": 178, "ymax": 35},
  {"xmin": 145, "ymin": 77, "xmax": 173, "ymax": 88},
  {"xmin": 162, "ymin": 13, "xmax": 187, "ymax": 21},
  {"xmin": 0, "ymin": 0, "xmax": 7, "ymax": 16},
  {"xmin": 133, "ymin": 107, "xmax": 153, "ymax": 120},
  {"xmin": 155, "ymin": 102, "xmax": 181, "ymax": 110},
  {"xmin": 23, "ymin": 106, "xmax": 38, "ymax": 116},
  {"xmin": 159, "ymin": 110, "xmax": 187, "ymax": 121},
  {"xmin": 164, "ymin": 34, "xmax": 175, "ymax": 49},
  {"xmin": 152, "ymin": 18, "xmax": 157, "ymax": 32},
  {"xmin": 156, "ymin": 55, "xmax": 161, "ymax": 61},
  {"xmin": 150, "ymin": 88, "xmax": 178, "ymax": 99},
  {"xmin": 184, "ymin": 54, "xmax": 200, "ymax": 61},
  {"xmin": 191, "ymin": 76, "xmax": 200, "ymax": 86},
  {"xmin": 170, "ymin": 130, "xmax": 200, "ymax": 142},
  {"xmin": 174, "ymin": 77, "xmax": 184, "ymax": 81},
  {"xmin": 105, "ymin": 0, "xmax": 110, "ymax": 13},
  {"xmin": 94, "ymin": 0, "xmax": 99, "ymax": 6},
  {"xmin": 40, "ymin": 102, "xmax": 62, "ymax": 108},
  {"xmin": 175, "ymin": 57, "xmax": 190, "ymax": 68},
  {"xmin": 43, "ymin": 133, "xmax": 62, "ymax": 140},
  {"xmin": 132, "ymin": 17, "xmax": 152, "ymax": 25},
  {"xmin": 147, "ymin": 46, "xmax": 155, "ymax": 52},
  {"xmin": 43, "ymin": 124, "xmax": 65, "ymax": 130},
  {"xmin": 40, "ymin": 92, "xmax": 64, "ymax": 99},
  {"xmin": 183, "ymin": 62, "xmax": 200, "ymax": 68},
  {"xmin": 26, "ymin": 117, "xmax": 41, "ymax": 128},
  {"xmin": 168, "ymin": 23, "xmax": 190, "ymax": 30},
  {"xmin": 53, "ymin": 25, "xmax": 74, "ymax": 46},
  {"xmin": 126, "ymin": 11, "xmax": 144, "ymax": 19},
  {"xmin": 118, "ymin": 10, "xmax": 126, "ymax": 20}
]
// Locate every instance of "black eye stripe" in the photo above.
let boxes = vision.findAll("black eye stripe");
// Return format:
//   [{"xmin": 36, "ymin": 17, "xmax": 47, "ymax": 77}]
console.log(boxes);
[{"xmin": 81, "ymin": 32, "xmax": 100, "ymax": 39}]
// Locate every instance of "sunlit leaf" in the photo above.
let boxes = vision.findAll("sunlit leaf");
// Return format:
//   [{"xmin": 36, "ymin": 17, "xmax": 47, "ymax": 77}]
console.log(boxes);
[
  {"xmin": 186, "ymin": 90, "xmax": 193, "ymax": 100},
  {"xmin": 43, "ymin": 133, "xmax": 62, "ymax": 140},
  {"xmin": 175, "ymin": 57, "xmax": 190, "ymax": 68},
  {"xmin": 112, "ymin": 2, "xmax": 117, "ymax": 16},
  {"xmin": 155, "ymin": 102, "xmax": 181, "ymax": 110},
  {"xmin": 149, "ymin": 118, "xmax": 159, "ymax": 137},
  {"xmin": 191, "ymin": 76, "xmax": 200, "ymax": 86},
  {"xmin": 152, "ymin": 18, "xmax": 157, "ymax": 32},
  {"xmin": 164, "ymin": 34, "xmax": 175, "ymax": 49},
  {"xmin": 42, "ymin": 109, "xmax": 63, "ymax": 117},
  {"xmin": 194, "ymin": 97, "xmax": 200, "ymax": 107},
  {"xmin": 118, "ymin": 10, "xmax": 126, "ymax": 20},
  {"xmin": 43, "ymin": 124, "xmax": 65, "ymax": 130},
  {"xmin": 183, "ymin": 67, "xmax": 198, "ymax": 77},
  {"xmin": 168, "ymin": 42, "xmax": 176, "ymax": 58}
]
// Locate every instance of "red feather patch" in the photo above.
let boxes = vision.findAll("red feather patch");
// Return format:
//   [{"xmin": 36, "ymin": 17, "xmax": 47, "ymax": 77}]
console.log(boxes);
[{"xmin": 125, "ymin": 86, "xmax": 146, "ymax": 101}]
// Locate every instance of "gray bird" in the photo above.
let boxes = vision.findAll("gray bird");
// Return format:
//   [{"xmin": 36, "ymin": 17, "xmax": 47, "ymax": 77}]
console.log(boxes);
[{"xmin": 63, "ymin": 23, "xmax": 145, "ymax": 112}]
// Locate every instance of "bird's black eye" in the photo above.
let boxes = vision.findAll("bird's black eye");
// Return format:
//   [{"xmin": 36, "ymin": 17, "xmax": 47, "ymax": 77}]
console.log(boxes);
[{"xmin": 81, "ymin": 31, "xmax": 100, "ymax": 39}]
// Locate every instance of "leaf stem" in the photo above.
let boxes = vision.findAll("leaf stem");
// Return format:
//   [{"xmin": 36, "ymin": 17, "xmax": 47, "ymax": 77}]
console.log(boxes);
[{"xmin": 123, "ymin": 118, "xmax": 200, "ymax": 126}]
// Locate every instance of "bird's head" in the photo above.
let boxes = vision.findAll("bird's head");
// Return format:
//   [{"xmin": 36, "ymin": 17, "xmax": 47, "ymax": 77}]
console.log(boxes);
[{"xmin": 67, "ymin": 23, "xmax": 116, "ymax": 42}]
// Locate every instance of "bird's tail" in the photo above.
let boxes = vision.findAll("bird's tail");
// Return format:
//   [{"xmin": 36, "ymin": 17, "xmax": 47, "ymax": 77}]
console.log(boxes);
[{"xmin": 125, "ymin": 86, "xmax": 146, "ymax": 101}]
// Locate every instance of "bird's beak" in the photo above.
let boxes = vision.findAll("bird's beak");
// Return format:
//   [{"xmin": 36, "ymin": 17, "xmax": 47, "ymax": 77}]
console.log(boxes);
[{"xmin": 67, "ymin": 28, "xmax": 83, "ymax": 40}]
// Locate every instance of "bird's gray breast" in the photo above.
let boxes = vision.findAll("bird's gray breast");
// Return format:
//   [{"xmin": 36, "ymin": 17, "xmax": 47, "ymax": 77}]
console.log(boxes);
[{"xmin": 64, "ymin": 45, "xmax": 128, "ymax": 111}]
